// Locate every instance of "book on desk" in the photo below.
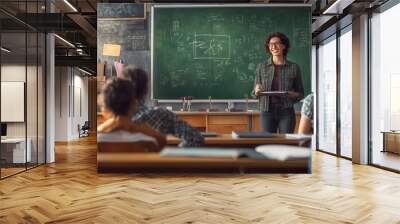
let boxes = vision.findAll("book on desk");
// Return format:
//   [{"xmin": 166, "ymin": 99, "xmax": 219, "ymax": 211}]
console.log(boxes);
[
  {"xmin": 231, "ymin": 131, "xmax": 277, "ymax": 139},
  {"xmin": 161, "ymin": 147, "xmax": 266, "ymax": 159}
]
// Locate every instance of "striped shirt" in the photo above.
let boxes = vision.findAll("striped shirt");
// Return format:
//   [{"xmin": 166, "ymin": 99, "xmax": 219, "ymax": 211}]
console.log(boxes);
[
  {"xmin": 133, "ymin": 104, "xmax": 204, "ymax": 147},
  {"xmin": 252, "ymin": 59, "xmax": 304, "ymax": 112},
  {"xmin": 301, "ymin": 93, "xmax": 314, "ymax": 128}
]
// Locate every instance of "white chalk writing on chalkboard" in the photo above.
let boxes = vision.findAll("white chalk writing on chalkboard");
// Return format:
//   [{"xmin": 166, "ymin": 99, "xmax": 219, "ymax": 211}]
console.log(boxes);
[
  {"xmin": 193, "ymin": 34, "xmax": 231, "ymax": 59},
  {"xmin": 128, "ymin": 35, "xmax": 146, "ymax": 50},
  {"xmin": 98, "ymin": 22, "xmax": 120, "ymax": 34},
  {"xmin": 293, "ymin": 28, "xmax": 308, "ymax": 48},
  {"xmin": 168, "ymin": 69, "xmax": 187, "ymax": 88},
  {"xmin": 125, "ymin": 21, "xmax": 146, "ymax": 30},
  {"xmin": 172, "ymin": 20, "xmax": 180, "ymax": 32},
  {"xmin": 98, "ymin": 3, "xmax": 144, "ymax": 18},
  {"xmin": 171, "ymin": 20, "xmax": 182, "ymax": 38},
  {"xmin": 208, "ymin": 15, "xmax": 224, "ymax": 22},
  {"xmin": 232, "ymin": 15, "xmax": 245, "ymax": 24}
]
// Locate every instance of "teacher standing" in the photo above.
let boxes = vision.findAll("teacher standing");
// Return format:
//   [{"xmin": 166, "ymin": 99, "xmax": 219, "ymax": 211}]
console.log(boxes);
[{"xmin": 252, "ymin": 32, "xmax": 304, "ymax": 133}]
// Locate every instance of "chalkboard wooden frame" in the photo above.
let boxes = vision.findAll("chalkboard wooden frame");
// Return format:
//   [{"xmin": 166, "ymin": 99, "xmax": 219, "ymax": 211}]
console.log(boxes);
[{"xmin": 151, "ymin": 4, "xmax": 311, "ymax": 102}]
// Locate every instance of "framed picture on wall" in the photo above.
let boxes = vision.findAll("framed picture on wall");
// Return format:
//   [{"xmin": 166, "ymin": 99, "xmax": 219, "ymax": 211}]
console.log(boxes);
[{"xmin": 1, "ymin": 81, "xmax": 25, "ymax": 122}]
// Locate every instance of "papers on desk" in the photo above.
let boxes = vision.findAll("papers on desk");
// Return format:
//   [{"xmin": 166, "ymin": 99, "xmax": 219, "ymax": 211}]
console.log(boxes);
[
  {"xmin": 284, "ymin": 133, "xmax": 312, "ymax": 139},
  {"xmin": 160, "ymin": 147, "xmax": 266, "ymax": 159},
  {"xmin": 255, "ymin": 145, "xmax": 310, "ymax": 161},
  {"xmin": 232, "ymin": 131, "xmax": 277, "ymax": 139}
]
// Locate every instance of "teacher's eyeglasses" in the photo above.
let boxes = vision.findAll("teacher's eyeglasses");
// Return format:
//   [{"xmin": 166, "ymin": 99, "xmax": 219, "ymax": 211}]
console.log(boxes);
[{"xmin": 268, "ymin": 42, "xmax": 283, "ymax": 48}]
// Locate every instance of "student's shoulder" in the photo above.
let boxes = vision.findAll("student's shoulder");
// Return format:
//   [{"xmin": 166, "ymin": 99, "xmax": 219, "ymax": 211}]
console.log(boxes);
[
  {"xmin": 142, "ymin": 107, "xmax": 177, "ymax": 121},
  {"xmin": 303, "ymin": 94, "xmax": 314, "ymax": 104},
  {"xmin": 148, "ymin": 106, "xmax": 175, "ymax": 116},
  {"xmin": 301, "ymin": 94, "xmax": 314, "ymax": 117}
]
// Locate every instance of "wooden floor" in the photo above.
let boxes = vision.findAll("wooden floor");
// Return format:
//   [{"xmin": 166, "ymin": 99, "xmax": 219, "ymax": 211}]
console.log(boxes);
[
  {"xmin": 1, "ymin": 167, "xmax": 26, "ymax": 178},
  {"xmin": 1, "ymin": 136, "xmax": 400, "ymax": 223}
]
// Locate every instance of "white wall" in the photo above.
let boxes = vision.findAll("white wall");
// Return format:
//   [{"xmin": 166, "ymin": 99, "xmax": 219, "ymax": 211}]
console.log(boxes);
[
  {"xmin": 55, "ymin": 67, "xmax": 69, "ymax": 141},
  {"xmin": 55, "ymin": 67, "xmax": 89, "ymax": 141},
  {"xmin": 73, "ymin": 73, "xmax": 89, "ymax": 137}
]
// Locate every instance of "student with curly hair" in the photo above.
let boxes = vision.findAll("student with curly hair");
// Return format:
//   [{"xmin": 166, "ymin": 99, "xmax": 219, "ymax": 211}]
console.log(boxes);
[
  {"xmin": 122, "ymin": 65, "xmax": 204, "ymax": 147},
  {"xmin": 97, "ymin": 78, "xmax": 166, "ymax": 151}
]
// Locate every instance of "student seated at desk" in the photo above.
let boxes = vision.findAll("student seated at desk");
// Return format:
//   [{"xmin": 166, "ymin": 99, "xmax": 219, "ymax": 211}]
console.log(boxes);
[
  {"xmin": 97, "ymin": 78, "xmax": 166, "ymax": 151},
  {"xmin": 122, "ymin": 65, "xmax": 204, "ymax": 147},
  {"xmin": 298, "ymin": 93, "xmax": 314, "ymax": 134}
]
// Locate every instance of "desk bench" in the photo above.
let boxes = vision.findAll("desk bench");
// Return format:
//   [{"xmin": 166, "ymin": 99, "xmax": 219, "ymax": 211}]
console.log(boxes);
[{"xmin": 97, "ymin": 152, "xmax": 310, "ymax": 173}]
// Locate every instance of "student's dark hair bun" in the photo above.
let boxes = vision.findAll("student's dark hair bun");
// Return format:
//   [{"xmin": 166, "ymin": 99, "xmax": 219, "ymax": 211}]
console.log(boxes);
[
  {"xmin": 122, "ymin": 65, "xmax": 148, "ymax": 101},
  {"xmin": 102, "ymin": 78, "xmax": 136, "ymax": 116}
]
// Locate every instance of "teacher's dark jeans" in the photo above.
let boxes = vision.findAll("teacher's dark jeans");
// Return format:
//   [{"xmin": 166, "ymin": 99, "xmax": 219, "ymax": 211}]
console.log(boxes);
[{"xmin": 260, "ymin": 106, "xmax": 295, "ymax": 133}]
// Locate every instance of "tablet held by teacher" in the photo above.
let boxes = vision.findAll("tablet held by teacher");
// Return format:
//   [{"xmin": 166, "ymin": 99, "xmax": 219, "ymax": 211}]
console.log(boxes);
[{"xmin": 252, "ymin": 32, "xmax": 304, "ymax": 134}]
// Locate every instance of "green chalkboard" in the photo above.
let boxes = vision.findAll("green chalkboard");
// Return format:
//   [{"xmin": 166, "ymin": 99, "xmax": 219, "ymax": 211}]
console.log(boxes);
[{"xmin": 152, "ymin": 5, "xmax": 311, "ymax": 100}]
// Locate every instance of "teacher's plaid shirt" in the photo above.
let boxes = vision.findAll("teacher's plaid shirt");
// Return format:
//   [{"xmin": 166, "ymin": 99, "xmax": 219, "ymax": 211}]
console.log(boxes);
[
  {"xmin": 252, "ymin": 59, "xmax": 304, "ymax": 112},
  {"xmin": 133, "ymin": 104, "xmax": 204, "ymax": 147}
]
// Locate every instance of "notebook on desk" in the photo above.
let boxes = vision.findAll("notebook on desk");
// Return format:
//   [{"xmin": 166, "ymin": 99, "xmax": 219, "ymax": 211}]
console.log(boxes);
[
  {"xmin": 232, "ymin": 131, "xmax": 277, "ymax": 139},
  {"xmin": 160, "ymin": 147, "xmax": 266, "ymax": 159},
  {"xmin": 200, "ymin": 132, "xmax": 218, "ymax": 137}
]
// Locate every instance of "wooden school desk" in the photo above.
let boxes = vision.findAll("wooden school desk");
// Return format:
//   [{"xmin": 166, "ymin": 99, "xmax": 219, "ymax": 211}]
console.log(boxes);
[{"xmin": 167, "ymin": 134, "xmax": 310, "ymax": 147}]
